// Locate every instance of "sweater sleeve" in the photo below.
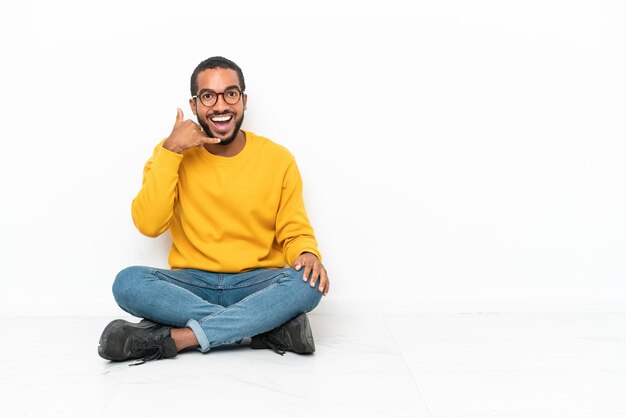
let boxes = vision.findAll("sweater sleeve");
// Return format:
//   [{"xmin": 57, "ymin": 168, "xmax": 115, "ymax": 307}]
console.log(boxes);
[
  {"xmin": 131, "ymin": 142, "xmax": 184, "ymax": 237},
  {"xmin": 275, "ymin": 158, "xmax": 321, "ymax": 265}
]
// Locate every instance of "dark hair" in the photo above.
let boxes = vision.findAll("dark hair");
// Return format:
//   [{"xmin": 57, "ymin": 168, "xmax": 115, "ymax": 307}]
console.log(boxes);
[{"xmin": 190, "ymin": 56, "xmax": 246, "ymax": 96}]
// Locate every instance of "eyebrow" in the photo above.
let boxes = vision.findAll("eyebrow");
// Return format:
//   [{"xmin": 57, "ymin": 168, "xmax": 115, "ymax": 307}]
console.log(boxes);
[{"xmin": 197, "ymin": 85, "xmax": 241, "ymax": 94}]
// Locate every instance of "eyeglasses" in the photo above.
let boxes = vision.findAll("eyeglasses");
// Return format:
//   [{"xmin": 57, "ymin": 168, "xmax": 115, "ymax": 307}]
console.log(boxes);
[{"xmin": 192, "ymin": 88, "xmax": 244, "ymax": 107}]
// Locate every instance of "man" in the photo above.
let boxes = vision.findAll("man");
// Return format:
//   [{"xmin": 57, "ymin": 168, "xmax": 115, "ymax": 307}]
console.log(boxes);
[{"xmin": 98, "ymin": 56, "xmax": 329, "ymax": 365}]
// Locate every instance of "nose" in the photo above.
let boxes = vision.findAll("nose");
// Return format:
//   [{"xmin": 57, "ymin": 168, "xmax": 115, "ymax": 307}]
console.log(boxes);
[{"xmin": 212, "ymin": 93, "xmax": 230, "ymax": 112}]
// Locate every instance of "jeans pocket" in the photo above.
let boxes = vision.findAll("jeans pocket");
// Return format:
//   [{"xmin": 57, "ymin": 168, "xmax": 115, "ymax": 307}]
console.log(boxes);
[
  {"xmin": 222, "ymin": 269, "xmax": 287, "ymax": 289},
  {"xmin": 153, "ymin": 269, "xmax": 221, "ymax": 289}
]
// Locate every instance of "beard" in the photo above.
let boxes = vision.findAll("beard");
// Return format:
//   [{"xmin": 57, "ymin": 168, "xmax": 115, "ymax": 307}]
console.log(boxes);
[{"xmin": 197, "ymin": 112, "xmax": 245, "ymax": 146}]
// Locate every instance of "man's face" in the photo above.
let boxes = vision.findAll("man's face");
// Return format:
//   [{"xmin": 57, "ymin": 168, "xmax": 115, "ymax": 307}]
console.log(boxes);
[{"xmin": 190, "ymin": 68, "xmax": 247, "ymax": 146}]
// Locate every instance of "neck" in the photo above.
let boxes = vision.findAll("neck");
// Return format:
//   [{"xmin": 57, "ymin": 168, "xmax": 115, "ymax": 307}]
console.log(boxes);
[{"xmin": 204, "ymin": 130, "xmax": 246, "ymax": 157}]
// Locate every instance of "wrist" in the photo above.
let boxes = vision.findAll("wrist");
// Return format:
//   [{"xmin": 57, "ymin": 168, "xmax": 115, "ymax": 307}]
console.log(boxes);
[{"xmin": 163, "ymin": 138, "xmax": 183, "ymax": 154}]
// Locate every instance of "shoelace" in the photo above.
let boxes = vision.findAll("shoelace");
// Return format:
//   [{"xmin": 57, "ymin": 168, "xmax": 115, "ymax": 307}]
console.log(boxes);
[
  {"xmin": 261, "ymin": 334, "xmax": 288, "ymax": 356},
  {"xmin": 129, "ymin": 338, "xmax": 167, "ymax": 366}
]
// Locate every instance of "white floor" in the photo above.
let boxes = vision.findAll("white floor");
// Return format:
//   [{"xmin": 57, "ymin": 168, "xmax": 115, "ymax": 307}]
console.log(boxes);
[{"xmin": 1, "ymin": 313, "xmax": 625, "ymax": 418}]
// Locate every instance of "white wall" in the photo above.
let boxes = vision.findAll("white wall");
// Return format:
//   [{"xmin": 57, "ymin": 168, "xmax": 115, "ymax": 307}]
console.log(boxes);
[{"xmin": 0, "ymin": 0, "xmax": 624, "ymax": 315}]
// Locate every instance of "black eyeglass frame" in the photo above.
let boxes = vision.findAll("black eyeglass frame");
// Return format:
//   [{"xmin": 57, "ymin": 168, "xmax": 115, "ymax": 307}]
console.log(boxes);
[{"xmin": 191, "ymin": 88, "xmax": 245, "ymax": 107}]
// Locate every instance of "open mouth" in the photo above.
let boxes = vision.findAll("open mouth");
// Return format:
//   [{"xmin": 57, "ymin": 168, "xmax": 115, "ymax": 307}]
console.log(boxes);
[{"xmin": 209, "ymin": 114, "xmax": 234, "ymax": 132}]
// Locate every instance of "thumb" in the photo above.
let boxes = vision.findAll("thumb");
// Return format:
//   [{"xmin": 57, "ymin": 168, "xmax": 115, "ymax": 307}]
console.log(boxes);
[{"xmin": 174, "ymin": 108, "xmax": 184, "ymax": 127}]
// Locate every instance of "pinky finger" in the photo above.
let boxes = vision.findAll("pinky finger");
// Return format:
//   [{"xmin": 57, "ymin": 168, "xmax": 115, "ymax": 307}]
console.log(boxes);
[{"xmin": 322, "ymin": 280, "xmax": 330, "ymax": 296}]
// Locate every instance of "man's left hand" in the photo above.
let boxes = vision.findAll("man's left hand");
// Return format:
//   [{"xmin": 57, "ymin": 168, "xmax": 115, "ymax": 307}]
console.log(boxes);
[{"xmin": 294, "ymin": 252, "xmax": 330, "ymax": 296}]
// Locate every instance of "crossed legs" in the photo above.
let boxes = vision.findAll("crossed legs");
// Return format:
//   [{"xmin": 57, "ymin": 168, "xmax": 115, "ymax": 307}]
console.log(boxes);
[{"xmin": 111, "ymin": 266, "xmax": 322, "ymax": 353}]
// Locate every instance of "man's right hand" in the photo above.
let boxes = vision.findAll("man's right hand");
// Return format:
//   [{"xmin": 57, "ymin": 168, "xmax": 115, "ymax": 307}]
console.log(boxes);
[{"xmin": 162, "ymin": 108, "xmax": 220, "ymax": 154}]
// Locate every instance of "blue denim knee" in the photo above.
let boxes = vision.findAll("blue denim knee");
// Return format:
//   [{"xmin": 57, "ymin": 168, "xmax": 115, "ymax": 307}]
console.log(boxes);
[
  {"xmin": 111, "ymin": 266, "xmax": 151, "ymax": 312},
  {"xmin": 280, "ymin": 268, "xmax": 323, "ymax": 314}
]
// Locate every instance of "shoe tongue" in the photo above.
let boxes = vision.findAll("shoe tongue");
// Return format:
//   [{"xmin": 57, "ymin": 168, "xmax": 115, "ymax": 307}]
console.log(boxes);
[{"xmin": 161, "ymin": 337, "xmax": 178, "ymax": 358}]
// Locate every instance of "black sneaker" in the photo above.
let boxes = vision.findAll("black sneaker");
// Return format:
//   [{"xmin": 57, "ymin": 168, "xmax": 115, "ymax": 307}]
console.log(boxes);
[
  {"xmin": 250, "ymin": 313, "xmax": 316, "ymax": 355},
  {"xmin": 98, "ymin": 319, "xmax": 177, "ymax": 366}
]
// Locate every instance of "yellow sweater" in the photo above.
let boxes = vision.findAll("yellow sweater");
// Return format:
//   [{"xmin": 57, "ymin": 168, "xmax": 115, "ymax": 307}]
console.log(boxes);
[{"xmin": 131, "ymin": 131, "xmax": 320, "ymax": 272}]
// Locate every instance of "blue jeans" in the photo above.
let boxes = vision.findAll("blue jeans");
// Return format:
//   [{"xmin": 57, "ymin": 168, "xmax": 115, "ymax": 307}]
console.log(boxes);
[{"xmin": 112, "ymin": 266, "xmax": 322, "ymax": 353}]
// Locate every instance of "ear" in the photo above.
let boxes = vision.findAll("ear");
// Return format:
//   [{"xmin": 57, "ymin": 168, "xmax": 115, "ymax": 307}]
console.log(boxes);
[
  {"xmin": 189, "ymin": 97, "xmax": 197, "ymax": 116},
  {"xmin": 242, "ymin": 93, "xmax": 247, "ymax": 111}
]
